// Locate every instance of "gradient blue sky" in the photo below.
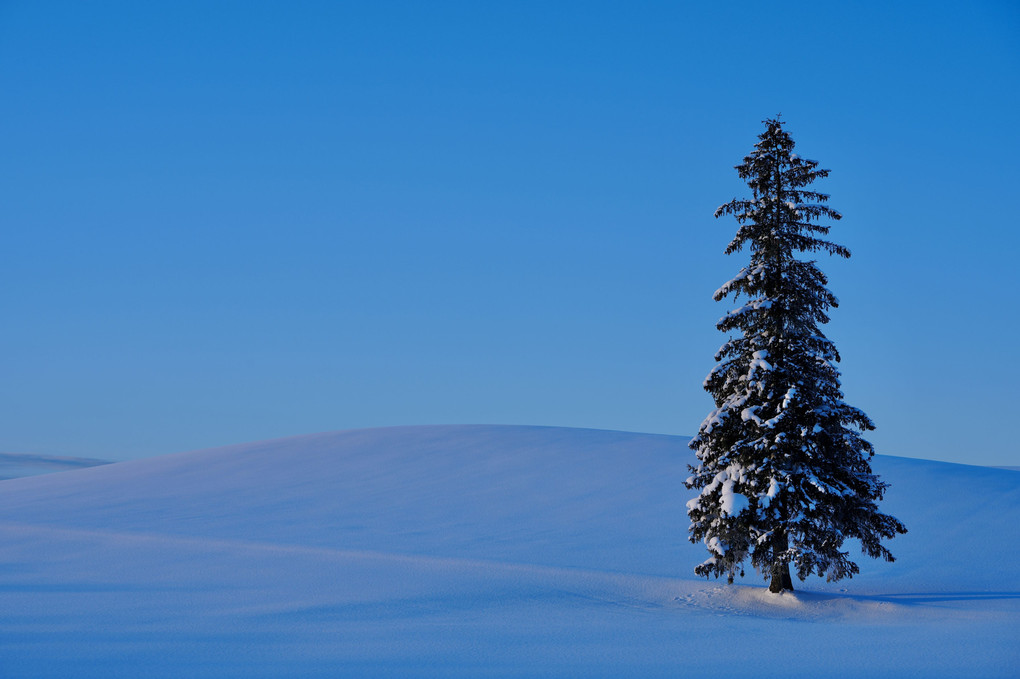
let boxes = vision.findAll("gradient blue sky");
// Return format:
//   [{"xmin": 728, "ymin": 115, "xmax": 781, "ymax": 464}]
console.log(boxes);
[{"xmin": 2, "ymin": 1, "xmax": 1018, "ymax": 465}]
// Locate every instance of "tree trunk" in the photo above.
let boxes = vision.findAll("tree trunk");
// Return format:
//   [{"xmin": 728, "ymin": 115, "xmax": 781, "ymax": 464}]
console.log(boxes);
[
  {"xmin": 769, "ymin": 562, "xmax": 794, "ymax": 592},
  {"xmin": 769, "ymin": 531, "xmax": 795, "ymax": 593}
]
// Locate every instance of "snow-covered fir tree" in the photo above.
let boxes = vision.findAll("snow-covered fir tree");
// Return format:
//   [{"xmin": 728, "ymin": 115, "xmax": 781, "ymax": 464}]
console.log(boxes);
[{"xmin": 685, "ymin": 118, "xmax": 906, "ymax": 593}]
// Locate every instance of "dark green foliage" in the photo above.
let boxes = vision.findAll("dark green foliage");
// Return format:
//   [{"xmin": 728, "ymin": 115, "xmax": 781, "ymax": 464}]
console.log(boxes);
[{"xmin": 685, "ymin": 118, "xmax": 906, "ymax": 591}]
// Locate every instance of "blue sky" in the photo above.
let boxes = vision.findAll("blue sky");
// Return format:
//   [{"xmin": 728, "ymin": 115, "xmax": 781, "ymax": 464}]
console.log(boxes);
[{"xmin": 1, "ymin": 1, "xmax": 1017, "ymax": 465}]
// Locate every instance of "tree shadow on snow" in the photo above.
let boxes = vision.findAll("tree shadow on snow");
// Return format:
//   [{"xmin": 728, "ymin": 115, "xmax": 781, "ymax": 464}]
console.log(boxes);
[{"xmin": 851, "ymin": 591, "xmax": 1020, "ymax": 605}]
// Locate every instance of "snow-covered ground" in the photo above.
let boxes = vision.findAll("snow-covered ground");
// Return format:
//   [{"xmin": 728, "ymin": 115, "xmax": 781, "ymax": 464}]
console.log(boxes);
[{"xmin": 0, "ymin": 425, "xmax": 1016, "ymax": 677}]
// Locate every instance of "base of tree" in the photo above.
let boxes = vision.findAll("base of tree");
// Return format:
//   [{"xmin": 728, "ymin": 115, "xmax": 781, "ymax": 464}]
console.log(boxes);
[{"xmin": 769, "ymin": 564, "xmax": 794, "ymax": 593}]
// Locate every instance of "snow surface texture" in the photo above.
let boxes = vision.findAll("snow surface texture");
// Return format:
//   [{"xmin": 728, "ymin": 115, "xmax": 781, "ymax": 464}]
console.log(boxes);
[{"xmin": 0, "ymin": 425, "xmax": 1017, "ymax": 678}]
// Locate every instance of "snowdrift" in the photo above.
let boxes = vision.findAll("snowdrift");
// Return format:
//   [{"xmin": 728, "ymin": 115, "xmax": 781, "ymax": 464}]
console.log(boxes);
[{"xmin": 0, "ymin": 425, "xmax": 1017, "ymax": 677}]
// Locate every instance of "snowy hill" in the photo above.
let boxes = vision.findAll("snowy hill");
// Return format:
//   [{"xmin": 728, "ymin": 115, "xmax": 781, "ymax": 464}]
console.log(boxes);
[{"xmin": 0, "ymin": 425, "xmax": 1017, "ymax": 678}]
